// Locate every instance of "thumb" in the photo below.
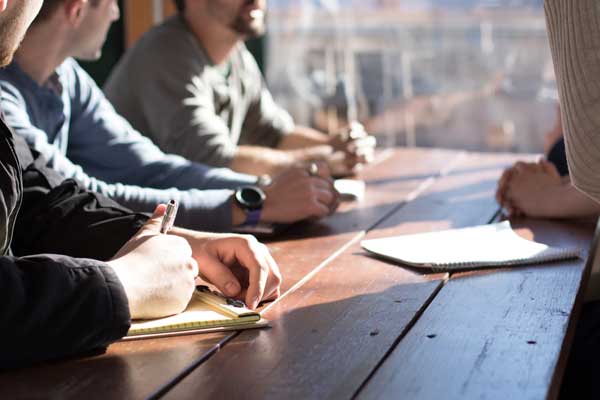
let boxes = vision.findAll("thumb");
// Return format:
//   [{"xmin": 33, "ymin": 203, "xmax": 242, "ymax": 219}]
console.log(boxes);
[
  {"xmin": 540, "ymin": 160, "xmax": 559, "ymax": 177},
  {"xmin": 139, "ymin": 204, "xmax": 167, "ymax": 235}
]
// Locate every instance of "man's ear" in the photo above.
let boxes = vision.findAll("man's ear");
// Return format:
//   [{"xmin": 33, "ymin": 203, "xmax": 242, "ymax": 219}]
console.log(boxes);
[{"xmin": 64, "ymin": 0, "xmax": 88, "ymax": 27}]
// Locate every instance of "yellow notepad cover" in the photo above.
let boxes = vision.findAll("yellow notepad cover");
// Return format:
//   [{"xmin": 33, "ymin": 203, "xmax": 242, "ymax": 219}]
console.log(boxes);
[{"xmin": 127, "ymin": 289, "xmax": 260, "ymax": 336}]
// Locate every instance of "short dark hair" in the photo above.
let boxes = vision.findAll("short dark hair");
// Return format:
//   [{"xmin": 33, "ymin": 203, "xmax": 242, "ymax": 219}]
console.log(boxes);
[
  {"xmin": 33, "ymin": 0, "xmax": 102, "ymax": 24},
  {"xmin": 34, "ymin": 0, "xmax": 64, "ymax": 23},
  {"xmin": 173, "ymin": 0, "xmax": 185, "ymax": 12}
]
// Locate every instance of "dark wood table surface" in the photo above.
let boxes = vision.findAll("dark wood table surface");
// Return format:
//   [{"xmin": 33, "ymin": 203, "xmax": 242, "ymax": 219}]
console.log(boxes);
[{"xmin": 1, "ymin": 148, "xmax": 595, "ymax": 400}]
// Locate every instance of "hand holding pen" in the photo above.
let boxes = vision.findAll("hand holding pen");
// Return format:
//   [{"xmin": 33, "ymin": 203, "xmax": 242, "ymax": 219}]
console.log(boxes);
[
  {"xmin": 108, "ymin": 203, "xmax": 199, "ymax": 319},
  {"xmin": 112, "ymin": 200, "xmax": 281, "ymax": 312}
]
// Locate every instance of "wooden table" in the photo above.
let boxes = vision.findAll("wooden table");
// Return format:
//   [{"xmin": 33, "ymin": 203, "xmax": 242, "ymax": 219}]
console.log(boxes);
[{"xmin": 1, "ymin": 148, "xmax": 595, "ymax": 400}]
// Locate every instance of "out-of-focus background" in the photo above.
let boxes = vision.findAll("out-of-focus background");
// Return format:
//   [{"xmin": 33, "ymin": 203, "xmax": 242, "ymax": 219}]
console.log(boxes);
[{"xmin": 90, "ymin": 0, "xmax": 555, "ymax": 154}]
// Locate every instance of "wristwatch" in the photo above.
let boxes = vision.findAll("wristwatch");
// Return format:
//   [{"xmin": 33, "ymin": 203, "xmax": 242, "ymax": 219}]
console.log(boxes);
[{"xmin": 234, "ymin": 185, "xmax": 266, "ymax": 226}]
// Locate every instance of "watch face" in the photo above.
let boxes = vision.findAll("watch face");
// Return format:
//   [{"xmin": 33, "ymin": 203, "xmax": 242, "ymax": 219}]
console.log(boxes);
[{"xmin": 236, "ymin": 186, "xmax": 265, "ymax": 210}]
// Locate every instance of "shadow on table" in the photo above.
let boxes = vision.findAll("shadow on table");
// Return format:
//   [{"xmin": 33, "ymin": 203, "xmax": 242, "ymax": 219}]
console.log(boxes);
[
  {"xmin": 191, "ymin": 281, "xmax": 442, "ymax": 399},
  {"xmin": 364, "ymin": 162, "xmax": 513, "ymax": 187},
  {"xmin": 0, "ymin": 332, "xmax": 228, "ymax": 399},
  {"xmin": 267, "ymin": 177, "xmax": 500, "ymax": 242}
]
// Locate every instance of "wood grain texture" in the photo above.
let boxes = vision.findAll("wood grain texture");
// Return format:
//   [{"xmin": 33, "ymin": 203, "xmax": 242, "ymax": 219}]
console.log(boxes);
[
  {"xmin": 124, "ymin": 0, "xmax": 155, "ymax": 48},
  {"xmin": 372, "ymin": 152, "xmax": 531, "ymax": 237},
  {"xmin": 163, "ymin": 252, "xmax": 443, "ymax": 400},
  {"xmin": 0, "ymin": 149, "xmax": 458, "ymax": 399},
  {"xmin": 265, "ymin": 148, "xmax": 462, "ymax": 294},
  {"xmin": 162, "ymin": 152, "xmax": 522, "ymax": 400},
  {"xmin": 358, "ymin": 219, "xmax": 595, "ymax": 400},
  {"xmin": 0, "ymin": 333, "xmax": 229, "ymax": 400}
]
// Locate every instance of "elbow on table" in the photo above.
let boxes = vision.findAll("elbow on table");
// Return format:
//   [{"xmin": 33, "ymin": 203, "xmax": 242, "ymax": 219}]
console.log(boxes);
[{"xmin": 569, "ymin": 171, "xmax": 600, "ymax": 205}]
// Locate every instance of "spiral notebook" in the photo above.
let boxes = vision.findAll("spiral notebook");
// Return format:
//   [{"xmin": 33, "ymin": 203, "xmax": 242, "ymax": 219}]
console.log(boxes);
[
  {"xmin": 361, "ymin": 221, "xmax": 581, "ymax": 271},
  {"xmin": 125, "ymin": 286, "xmax": 268, "ymax": 339}
]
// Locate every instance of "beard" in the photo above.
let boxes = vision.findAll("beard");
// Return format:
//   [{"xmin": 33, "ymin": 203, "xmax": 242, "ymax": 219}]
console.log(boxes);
[
  {"xmin": 231, "ymin": 15, "xmax": 265, "ymax": 38},
  {"xmin": 208, "ymin": 0, "xmax": 266, "ymax": 39},
  {"xmin": 0, "ymin": 3, "xmax": 29, "ymax": 67},
  {"xmin": 230, "ymin": 2, "xmax": 266, "ymax": 38}
]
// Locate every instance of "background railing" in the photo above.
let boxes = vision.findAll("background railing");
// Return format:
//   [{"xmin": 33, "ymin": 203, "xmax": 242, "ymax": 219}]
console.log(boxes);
[
  {"xmin": 265, "ymin": 0, "xmax": 555, "ymax": 153},
  {"xmin": 86, "ymin": 0, "xmax": 555, "ymax": 154}
]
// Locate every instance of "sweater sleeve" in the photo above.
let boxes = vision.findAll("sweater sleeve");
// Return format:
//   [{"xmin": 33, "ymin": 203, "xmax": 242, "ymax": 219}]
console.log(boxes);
[
  {"xmin": 67, "ymin": 59, "xmax": 257, "ymax": 190},
  {"xmin": 545, "ymin": 0, "xmax": 600, "ymax": 202},
  {"xmin": 0, "ymin": 80, "xmax": 240, "ymax": 232}
]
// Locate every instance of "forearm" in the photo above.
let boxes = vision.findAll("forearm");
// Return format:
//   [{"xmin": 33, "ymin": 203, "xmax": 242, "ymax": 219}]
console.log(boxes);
[
  {"xmin": 542, "ymin": 182, "xmax": 600, "ymax": 218},
  {"xmin": 545, "ymin": 0, "xmax": 600, "ymax": 202},
  {"xmin": 230, "ymin": 144, "xmax": 333, "ymax": 175},
  {"xmin": 276, "ymin": 126, "xmax": 331, "ymax": 150},
  {"xmin": 15, "ymin": 174, "xmax": 147, "ymax": 260},
  {"xmin": 77, "ymin": 146, "xmax": 256, "ymax": 192},
  {"xmin": 230, "ymin": 145, "xmax": 295, "ymax": 175},
  {"xmin": 88, "ymin": 180, "xmax": 237, "ymax": 232}
]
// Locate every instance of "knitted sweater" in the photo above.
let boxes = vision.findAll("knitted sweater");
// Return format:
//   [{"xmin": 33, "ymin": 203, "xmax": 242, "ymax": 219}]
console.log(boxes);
[{"xmin": 545, "ymin": 0, "xmax": 600, "ymax": 202}]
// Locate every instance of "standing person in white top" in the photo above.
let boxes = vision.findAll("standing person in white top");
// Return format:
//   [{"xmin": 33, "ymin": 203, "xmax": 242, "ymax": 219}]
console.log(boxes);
[{"xmin": 544, "ymin": 1, "xmax": 600, "ymax": 398}]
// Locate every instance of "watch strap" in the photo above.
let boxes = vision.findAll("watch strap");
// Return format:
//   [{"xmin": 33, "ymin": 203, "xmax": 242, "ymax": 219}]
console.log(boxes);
[{"xmin": 243, "ymin": 208, "xmax": 262, "ymax": 227}]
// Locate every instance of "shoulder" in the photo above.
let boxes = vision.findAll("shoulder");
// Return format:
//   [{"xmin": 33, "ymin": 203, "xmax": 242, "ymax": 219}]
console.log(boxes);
[
  {"xmin": 109, "ymin": 16, "xmax": 212, "ymax": 90},
  {"xmin": 0, "ymin": 64, "xmax": 36, "ymax": 115},
  {"xmin": 0, "ymin": 62, "xmax": 22, "ymax": 85},
  {"xmin": 59, "ymin": 58, "xmax": 98, "ymax": 88},
  {"xmin": 57, "ymin": 58, "xmax": 105, "ymax": 107},
  {"xmin": 0, "ymin": 63, "xmax": 32, "ymax": 103},
  {"xmin": 128, "ymin": 16, "xmax": 206, "ymax": 67}
]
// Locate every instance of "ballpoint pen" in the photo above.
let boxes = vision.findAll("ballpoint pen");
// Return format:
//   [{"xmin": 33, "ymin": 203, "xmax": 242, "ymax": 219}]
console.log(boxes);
[{"xmin": 160, "ymin": 199, "xmax": 178, "ymax": 234}]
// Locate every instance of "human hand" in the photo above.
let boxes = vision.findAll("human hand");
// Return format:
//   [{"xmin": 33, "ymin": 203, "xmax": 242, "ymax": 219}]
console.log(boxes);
[
  {"xmin": 496, "ymin": 165, "xmax": 516, "ymax": 209},
  {"xmin": 260, "ymin": 165, "xmax": 340, "ymax": 223},
  {"xmin": 329, "ymin": 122, "xmax": 376, "ymax": 176},
  {"xmin": 498, "ymin": 160, "xmax": 562, "ymax": 218},
  {"xmin": 186, "ymin": 233, "xmax": 282, "ymax": 309},
  {"xmin": 108, "ymin": 205, "xmax": 198, "ymax": 319}
]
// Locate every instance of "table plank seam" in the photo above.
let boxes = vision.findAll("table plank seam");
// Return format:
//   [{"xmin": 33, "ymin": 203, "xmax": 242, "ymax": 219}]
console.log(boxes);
[
  {"xmin": 351, "ymin": 274, "xmax": 450, "ymax": 400},
  {"xmin": 261, "ymin": 151, "xmax": 468, "ymax": 315},
  {"xmin": 351, "ymin": 152, "xmax": 516, "ymax": 399},
  {"xmin": 261, "ymin": 233, "xmax": 366, "ymax": 315},
  {"xmin": 154, "ymin": 150, "xmax": 469, "ymax": 399},
  {"xmin": 148, "ymin": 333, "xmax": 239, "ymax": 400},
  {"xmin": 364, "ymin": 151, "xmax": 467, "ymax": 234}
]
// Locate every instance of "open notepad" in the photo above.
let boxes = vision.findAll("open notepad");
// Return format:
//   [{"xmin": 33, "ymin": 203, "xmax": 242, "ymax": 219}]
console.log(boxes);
[
  {"xmin": 361, "ymin": 221, "xmax": 581, "ymax": 271},
  {"xmin": 125, "ymin": 286, "xmax": 268, "ymax": 339}
]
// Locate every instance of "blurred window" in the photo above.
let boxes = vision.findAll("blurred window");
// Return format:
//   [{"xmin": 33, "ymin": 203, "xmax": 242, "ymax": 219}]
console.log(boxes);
[{"xmin": 265, "ymin": 0, "xmax": 555, "ymax": 153}]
